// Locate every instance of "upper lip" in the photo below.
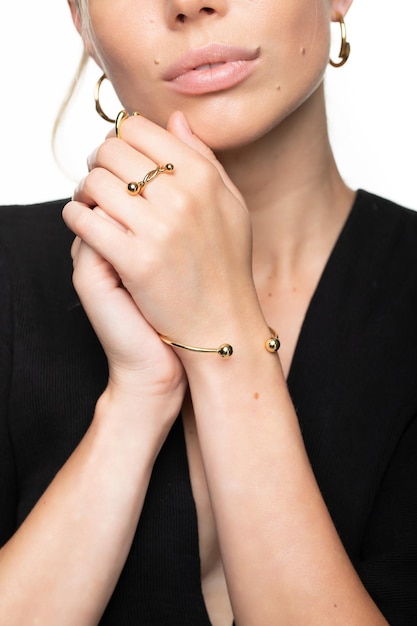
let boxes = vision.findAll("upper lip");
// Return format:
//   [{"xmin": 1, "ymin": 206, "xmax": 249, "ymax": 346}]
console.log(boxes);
[{"xmin": 163, "ymin": 43, "xmax": 260, "ymax": 81}]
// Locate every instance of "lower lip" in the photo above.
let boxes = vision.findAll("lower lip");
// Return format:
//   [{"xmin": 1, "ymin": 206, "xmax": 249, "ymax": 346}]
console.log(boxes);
[{"xmin": 166, "ymin": 59, "xmax": 258, "ymax": 95}]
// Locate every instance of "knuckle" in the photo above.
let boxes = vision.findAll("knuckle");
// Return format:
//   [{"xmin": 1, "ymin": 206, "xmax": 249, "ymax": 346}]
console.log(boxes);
[
  {"xmin": 72, "ymin": 208, "xmax": 94, "ymax": 238},
  {"xmin": 62, "ymin": 200, "xmax": 90, "ymax": 236},
  {"xmin": 71, "ymin": 262, "xmax": 87, "ymax": 293},
  {"xmin": 70, "ymin": 236, "xmax": 80, "ymax": 260},
  {"xmin": 83, "ymin": 167, "xmax": 108, "ymax": 198},
  {"xmin": 93, "ymin": 138, "xmax": 119, "ymax": 166},
  {"xmin": 204, "ymin": 160, "xmax": 221, "ymax": 186},
  {"xmin": 169, "ymin": 189, "xmax": 195, "ymax": 215}
]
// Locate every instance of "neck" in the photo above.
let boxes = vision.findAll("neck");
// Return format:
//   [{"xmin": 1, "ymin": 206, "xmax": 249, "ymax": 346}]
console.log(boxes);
[{"xmin": 216, "ymin": 84, "xmax": 354, "ymax": 283}]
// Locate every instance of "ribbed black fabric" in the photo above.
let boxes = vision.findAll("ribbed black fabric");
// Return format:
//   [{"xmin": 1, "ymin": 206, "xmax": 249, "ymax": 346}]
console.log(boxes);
[{"xmin": 1, "ymin": 190, "xmax": 417, "ymax": 624}]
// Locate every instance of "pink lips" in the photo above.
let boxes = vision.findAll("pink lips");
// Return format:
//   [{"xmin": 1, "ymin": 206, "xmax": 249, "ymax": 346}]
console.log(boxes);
[{"xmin": 163, "ymin": 43, "xmax": 260, "ymax": 95}]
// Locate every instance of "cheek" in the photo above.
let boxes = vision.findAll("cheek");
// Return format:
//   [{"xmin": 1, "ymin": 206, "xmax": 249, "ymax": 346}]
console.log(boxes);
[
  {"xmin": 88, "ymin": 10, "xmax": 163, "ymax": 116},
  {"xmin": 88, "ymin": 3, "xmax": 154, "ymax": 76},
  {"xmin": 275, "ymin": 1, "xmax": 331, "ymax": 75},
  {"xmin": 263, "ymin": 3, "xmax": 331, "ymax": 115}
]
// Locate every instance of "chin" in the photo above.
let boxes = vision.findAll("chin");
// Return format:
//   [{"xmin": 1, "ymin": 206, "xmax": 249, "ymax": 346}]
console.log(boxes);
[
  {"xmin": 180, "ymin": 101, "xmax": 294, "ymax": 153},
  {"xmin": 206, "ymin": 83, "xmax": 325, "ymax": 153},
  {"xmin": 167, "ymin": 103, "xmax": 264, "ymax": 149}
]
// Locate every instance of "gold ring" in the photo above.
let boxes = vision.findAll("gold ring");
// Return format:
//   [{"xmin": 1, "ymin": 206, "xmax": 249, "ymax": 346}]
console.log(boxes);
[
  {"xmin": 115, "ymin": 110, "xmax": 129, "ymax": 139},
  {"xmin": 127, "ymin": 163, "xmax": 174, "ymax": 196},
  {"xmin": 115, "ymin": 110, "xmax": 142, "ymax": 139}
]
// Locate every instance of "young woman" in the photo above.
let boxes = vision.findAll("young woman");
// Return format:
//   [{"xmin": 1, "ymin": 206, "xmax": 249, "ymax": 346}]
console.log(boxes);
[{"xmin": 1, "ymin": 0, "xmax": 416, "ymax": 624}]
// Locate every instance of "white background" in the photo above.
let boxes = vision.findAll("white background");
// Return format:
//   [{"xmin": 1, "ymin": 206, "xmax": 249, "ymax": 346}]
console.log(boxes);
[{"xmin": 0, "ymin": 1, "xmax": 416, "ymax": 208}]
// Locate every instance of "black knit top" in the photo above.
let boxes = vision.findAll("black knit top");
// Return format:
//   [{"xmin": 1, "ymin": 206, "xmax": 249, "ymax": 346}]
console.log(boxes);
[{"xmin": 1, "ymin": 190, "xmax": 417, "ymax": 625}]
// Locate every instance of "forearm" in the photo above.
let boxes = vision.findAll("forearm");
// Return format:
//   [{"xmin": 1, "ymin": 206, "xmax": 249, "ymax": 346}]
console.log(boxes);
[
  {"xmin": 0, "ymin": 389, "xmax": 169, "ymax": 625},
  {"xmin": 184, "ymin": 328, "xmax": 387, "ymax": 625}
]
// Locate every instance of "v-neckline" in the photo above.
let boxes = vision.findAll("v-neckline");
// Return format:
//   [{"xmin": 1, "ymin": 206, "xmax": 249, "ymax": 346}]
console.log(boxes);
[{"xmin": 286, "ymin": 189, "xmax": 361, "ymax": 385}]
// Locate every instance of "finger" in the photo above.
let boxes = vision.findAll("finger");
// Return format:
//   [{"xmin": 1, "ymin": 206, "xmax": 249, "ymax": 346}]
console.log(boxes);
[
  {"xmin": 63, "ymin": 192, "xmax": 170, "ymax": 285},
  {"xmin": 72, "ymin": 240, "xmax": 153, "ymax": 351},
  {"xmin": 70, "ymin": 235, "xmax": 81, "ymax": 261},
  {"xmin": 73, "ymin": 239, "xmax": 185, "ymax": 388},
  {"xmin": 167, "ymin": 112, "xmax": 244, "ymax": 201},
  {"xmin": 109, "ymin": 113, "xmax": 199, "ymax": 169},
  {"xmin": 166, "ymin": 111, "xmax": 217, "ymax": 162},
  {"xmin": 63, "ymin": 199, "xmax": 130, "ymax": 258},
  {"xmin": 71, "ymin": 168, "xmax": 148, "ymax": 231},
  {"xmin": 86, "ymin": 138, "xmax": 178, "ymax": 208},
  {"xmin": 73, "ymin": 238, "xmax": 120, "ymax": 294},
  {"xmin": 90, "ymin": 113, "xmax": 243, "ymax": 205},
  {"xmin": 87, "ymin": 137, "xmax": 156, "ymax": 184}
]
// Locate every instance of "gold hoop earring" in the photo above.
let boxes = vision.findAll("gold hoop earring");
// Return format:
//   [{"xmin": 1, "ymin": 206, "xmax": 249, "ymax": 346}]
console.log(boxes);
[
  {"xmin": 329, "ymin": 14, "xmax": 350, "ymax": 68},
  {"xmin": 94, "ymin": 73, "xmax": 117, "ymax": 123}
]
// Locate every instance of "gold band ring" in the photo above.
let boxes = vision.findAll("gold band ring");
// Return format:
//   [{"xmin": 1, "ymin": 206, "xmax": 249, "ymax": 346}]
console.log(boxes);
[
  {"xmin": 127, "ymin": 163, "xmax": 175, "ymax": 196},
  {"xmin": 115, "ymin": 110, "xmax": 141, "ymax": 139},
  {"xmin": 115, "ymin": 110, "xmax": 129, "ymax": 139}
]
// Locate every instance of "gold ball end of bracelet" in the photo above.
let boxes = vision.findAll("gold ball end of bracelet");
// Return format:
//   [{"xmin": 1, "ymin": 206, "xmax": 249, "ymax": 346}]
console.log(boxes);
[
  {"xmin": 218, "ymin": 344, "xmax": 233, "ymax": 358},
  {"xmin": 265, "ymin": 336, "xmax": 280, "ymax": 353},
  {"xmin": 165, "ymin": 163, "xmax": 174, "ymax": 171}
]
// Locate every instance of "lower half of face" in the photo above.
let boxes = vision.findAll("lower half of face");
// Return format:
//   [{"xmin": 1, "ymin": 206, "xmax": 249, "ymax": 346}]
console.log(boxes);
[{"xmin": 87, "ymin": 0, "xmax": 332, "ymax": 151}]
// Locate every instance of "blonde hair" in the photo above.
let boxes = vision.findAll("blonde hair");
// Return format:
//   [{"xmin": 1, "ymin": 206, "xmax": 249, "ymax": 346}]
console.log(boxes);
[
  {"xmin": 73, "ymin": 0, "xmax": 91, "ymax": 33},
  {"xmin": 52, "ymin": 0, "xmax": 91, "ymax": 165}
]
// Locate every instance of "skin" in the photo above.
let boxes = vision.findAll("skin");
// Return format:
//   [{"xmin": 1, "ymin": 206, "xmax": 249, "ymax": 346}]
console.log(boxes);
[{"xmin": 0, "ymin": 1, "xmax": 389, "ymax": 624}]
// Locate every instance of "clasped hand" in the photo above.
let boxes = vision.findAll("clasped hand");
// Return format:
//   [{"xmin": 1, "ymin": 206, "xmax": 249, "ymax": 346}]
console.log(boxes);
[{"xmin": 63, "ymin": 111, "xmax": 256, "ymax": 403}]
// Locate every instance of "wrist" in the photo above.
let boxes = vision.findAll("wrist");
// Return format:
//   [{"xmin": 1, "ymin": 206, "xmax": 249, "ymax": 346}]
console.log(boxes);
[
  {"xmin": 159, "ymin": 327, "xmax": 279, "ymax": 360},
  {"xmin": 93, "ymin": 380, "xmax": 183, "ymax": 458},
  {"xmin": 176, "ymin": 321, "xmax": 285, "ymax": 397}
]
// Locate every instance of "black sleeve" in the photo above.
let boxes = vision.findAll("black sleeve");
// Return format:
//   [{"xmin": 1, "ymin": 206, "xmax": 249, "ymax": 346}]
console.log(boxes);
[
  {"xmin": 0, "ymin": 243, "xmax": 18, "ymax": 546},
  {"xmin": 356, "ymin": 414, "xmax": 417, "ymax": 625}
]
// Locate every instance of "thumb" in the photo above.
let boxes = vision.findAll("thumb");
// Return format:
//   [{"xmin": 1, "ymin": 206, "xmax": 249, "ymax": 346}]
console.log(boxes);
[{"xmin": 167, "ymin": 111, "xmax": 244, "ymax": 201}]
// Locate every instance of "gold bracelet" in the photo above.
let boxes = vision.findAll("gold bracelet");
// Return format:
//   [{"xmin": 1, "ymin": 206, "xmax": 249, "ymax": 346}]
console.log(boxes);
[{"xmin": 159, "ymin": 328, "xmax": 280, "ymax": 359}]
